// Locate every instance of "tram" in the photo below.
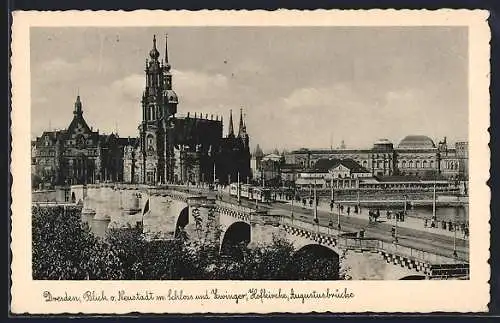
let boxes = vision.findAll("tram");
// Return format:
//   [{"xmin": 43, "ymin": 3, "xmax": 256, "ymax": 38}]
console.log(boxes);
[{"xmin": 229, "ymin": 183, "xmax": 272, "ymax": 203}]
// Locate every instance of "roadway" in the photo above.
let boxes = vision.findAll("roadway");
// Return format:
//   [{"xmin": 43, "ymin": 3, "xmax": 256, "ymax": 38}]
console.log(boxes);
[{"xmin": 172, "ymin": 185, "xmax": 469, "ymax": 262}]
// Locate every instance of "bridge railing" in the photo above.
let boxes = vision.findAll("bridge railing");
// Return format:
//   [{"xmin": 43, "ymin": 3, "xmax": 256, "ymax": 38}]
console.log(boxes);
[
  {"xmin": 32, "ymin": 201, "xmax": 80, "ymax": 207},
  {"xmin": 215, "ymin": 200, "xmax": 255, "ymax": 215},
  {"xmin": 280, "ymin": 217, "xmax": 343, "ymax": 236},
  {"xmin": 337, "ymin": 237, "xmax": 381, "ymax": 250},
  {"xmin": 379, "ymin": 241, "xmax": 466, "ymax": 264},
  {"xmin": 280, "ymin": 217, "xmax": 466, "ymax": 265}
]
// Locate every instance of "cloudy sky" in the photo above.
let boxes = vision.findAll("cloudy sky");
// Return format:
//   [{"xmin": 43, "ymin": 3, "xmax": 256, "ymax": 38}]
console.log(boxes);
[{"xmin": 30, "ymin": 27, "xmax": 468, "ymax": 151}]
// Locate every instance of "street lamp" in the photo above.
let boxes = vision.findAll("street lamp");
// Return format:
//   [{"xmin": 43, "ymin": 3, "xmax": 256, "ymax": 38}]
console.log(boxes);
[
  {"xmin": 432, "ymin": 177, "xmax": 437, "ymax": 223},
  {"xmin": 394, "ymin": 195, "xmax": 404, "ymax": 244},
  {"xmin": 453, "ymin": 202, "xmax": 458, "ymax": 258},
  {"xmin": 313, "ymin": 178, "xmax": 319, "ymax": 226}
]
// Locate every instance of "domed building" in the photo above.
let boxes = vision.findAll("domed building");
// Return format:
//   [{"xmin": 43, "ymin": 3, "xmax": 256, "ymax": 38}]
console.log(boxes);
[
  {"xmin": 285, "ymin": 133, "xmax": 467, "ymax": 180},
  {"xmin": 395, "ymin": 135, "xmax": 438, "ymax": 177}
]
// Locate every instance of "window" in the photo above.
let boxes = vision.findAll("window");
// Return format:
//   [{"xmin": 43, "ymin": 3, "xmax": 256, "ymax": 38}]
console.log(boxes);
[
  {"xmin": 409, "ymin": 161, "xmax": 414, "ymax": 168},
  {"xmin": 423, "ymin": 160, "xmax": 427, "ymax": 168}
]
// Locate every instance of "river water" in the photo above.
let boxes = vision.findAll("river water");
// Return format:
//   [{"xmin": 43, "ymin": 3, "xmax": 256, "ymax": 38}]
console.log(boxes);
[{"xmin": 405, "ymin": 205, "xmax": 468, "ymax": 223}]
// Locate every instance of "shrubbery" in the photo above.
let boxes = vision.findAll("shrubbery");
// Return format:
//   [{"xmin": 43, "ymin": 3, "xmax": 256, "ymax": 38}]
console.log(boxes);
[{"xmin": 32, "ymin": 206, "xmax": 340, "ymax": 280}]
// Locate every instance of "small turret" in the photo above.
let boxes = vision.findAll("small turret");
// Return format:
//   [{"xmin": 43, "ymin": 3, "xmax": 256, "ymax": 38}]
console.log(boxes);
[
  {"xmin": 228, "ymin": 109, "xmax": 235, "ymax": 138},
  {"xmin": 74, "ymin": 95, "xmax": 83, "ymax": 117}
]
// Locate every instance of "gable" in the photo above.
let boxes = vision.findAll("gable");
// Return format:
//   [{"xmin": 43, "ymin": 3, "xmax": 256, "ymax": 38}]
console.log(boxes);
[
  {"xmin": 330, "ymin": 164, "xmax": 349, "ymax": 172},
  {"xmin": 67, "ymin": 116, "xmax": 92, "ymax": 138}
]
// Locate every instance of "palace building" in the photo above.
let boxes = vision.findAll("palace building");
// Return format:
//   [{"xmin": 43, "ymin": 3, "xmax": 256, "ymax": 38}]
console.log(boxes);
[
  {"xmin": 31, "ymin": 95, "xmax": 126, "ymax": 188},
  {"xmin": 283, "ymin": 135, "xmax": 468, "ymax": 181}
]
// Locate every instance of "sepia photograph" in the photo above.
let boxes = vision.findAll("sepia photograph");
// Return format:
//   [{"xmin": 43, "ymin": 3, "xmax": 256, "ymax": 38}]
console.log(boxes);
[{"xmin": 11, "ymin": 10, "xmax": 490, "ymax": 314}]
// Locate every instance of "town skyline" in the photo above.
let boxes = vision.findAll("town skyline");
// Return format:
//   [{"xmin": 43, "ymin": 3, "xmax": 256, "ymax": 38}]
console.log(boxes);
[{"xmin": 31, "ymin": 27, "xmax": 468, "ymax": 151}]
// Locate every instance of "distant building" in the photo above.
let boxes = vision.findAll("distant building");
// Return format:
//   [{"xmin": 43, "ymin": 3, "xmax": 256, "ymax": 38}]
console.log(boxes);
[
  {"xmin": 296, "ymin": 158, "xmax": 371, "ymax": 190},
  {"xmin": 250, "ymin": 144, "xmax": 264, "ymax": 179},
  {"xmin": 285, "ymin": 135, "xmax": 468, "ymax": 180},
  {"xmin": 31, "ymin": 96, "xmax": 125, "ymax": 188}
]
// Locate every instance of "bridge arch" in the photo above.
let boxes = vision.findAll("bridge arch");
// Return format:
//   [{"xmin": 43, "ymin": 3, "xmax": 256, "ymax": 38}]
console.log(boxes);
[
  {"xmin": 174, "ymin": 206, "xmax": 189, "ymax": 239},
  {"xmin": 289, "ymin": 244, "xmax": 340, "ymax": 280},
  {"xmin": 220, "ymin": 221, "xmax": 251, "ymax": 259}
]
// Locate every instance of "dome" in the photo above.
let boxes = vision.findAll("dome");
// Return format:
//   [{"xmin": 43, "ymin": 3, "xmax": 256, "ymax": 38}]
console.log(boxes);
[
  {"xmin": 165, "ymin": 90, "xmax": 178, "ymax": 103},
  {"xmin": 398, "ymin": 135, "xmax": 436, "ymax": 149},
  {"xmin": 149, "ymin": 47, "xmax": 160, "ymax": 60}
]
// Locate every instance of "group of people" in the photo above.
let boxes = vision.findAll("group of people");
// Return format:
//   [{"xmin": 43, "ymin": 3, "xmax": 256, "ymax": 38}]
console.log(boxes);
[{"xmin": 424, "ymin": 218, "xmax": 469, "ymax": 238}]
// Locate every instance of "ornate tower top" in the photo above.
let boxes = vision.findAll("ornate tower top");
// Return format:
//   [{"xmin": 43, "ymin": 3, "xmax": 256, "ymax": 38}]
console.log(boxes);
[{"xmin": 149, "ymin": 35, "xmax": 160, "ymax": 61}]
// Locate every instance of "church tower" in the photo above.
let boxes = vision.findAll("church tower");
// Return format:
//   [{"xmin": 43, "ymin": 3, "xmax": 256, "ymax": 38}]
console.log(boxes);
[{"xmin": 139, "ymin": 34, "xmax": 179, "ymax": 184}]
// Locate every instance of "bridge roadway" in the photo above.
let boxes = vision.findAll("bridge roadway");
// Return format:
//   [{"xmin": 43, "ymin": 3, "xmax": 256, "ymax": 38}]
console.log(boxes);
[{"xmin": 169, "ymin": 185, "xmax": 469, "ymax": 262}]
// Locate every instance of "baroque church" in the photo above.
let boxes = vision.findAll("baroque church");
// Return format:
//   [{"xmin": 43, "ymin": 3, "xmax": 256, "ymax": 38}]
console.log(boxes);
[
  {"xmin": 32, "ymin": 34, "xmax": 251, "ymax": 188},
  {"xmin": 122, "ymin": 34, "xmax": 250, "ymax": 185}
]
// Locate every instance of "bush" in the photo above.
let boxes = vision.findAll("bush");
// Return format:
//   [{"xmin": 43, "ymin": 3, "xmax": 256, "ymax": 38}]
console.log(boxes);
[{"xmin": 32, "ymin": 206, "xmax": 342, "ymax": 280}]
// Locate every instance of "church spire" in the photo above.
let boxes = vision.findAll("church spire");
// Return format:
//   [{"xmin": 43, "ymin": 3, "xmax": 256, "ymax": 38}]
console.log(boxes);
[
  {"xmin": 163, "ymin": 33, "xmax": 173, "ymax": 90},
  {"xmin": 164, "ymin": 33, "xmax": 169, "ymax": 65},
  {"xmin": 237, "ymin": 108, "xmax": 244, "ymax": 137},
  {"xmin": 228, "ymin": 109, "xmax": 235, "ymax": 138}
]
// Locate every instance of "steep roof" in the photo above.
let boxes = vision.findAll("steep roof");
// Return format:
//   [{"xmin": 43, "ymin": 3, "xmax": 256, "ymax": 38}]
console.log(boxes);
[{"xmin": 339, "ymin": 159, "xmax": 371, "ymax": 173}]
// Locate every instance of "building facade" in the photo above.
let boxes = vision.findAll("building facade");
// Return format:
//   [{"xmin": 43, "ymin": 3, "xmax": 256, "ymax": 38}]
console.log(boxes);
[
  {"xmin": 32, "ymin": 34, "xmax": 251, "ymax": 188},
  {"xmin": 284, "ymin": 135, "xmax": 468, "ymax": 180},
  {"xmin": 31, "ymin": 96, "xmax": 125, "ymax": 188}
]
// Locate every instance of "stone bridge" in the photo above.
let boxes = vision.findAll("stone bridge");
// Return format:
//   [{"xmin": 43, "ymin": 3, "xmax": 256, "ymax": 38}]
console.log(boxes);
[{"xmin": 71, "ymin": 184, "xmax": 469, "ymax": 280}]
